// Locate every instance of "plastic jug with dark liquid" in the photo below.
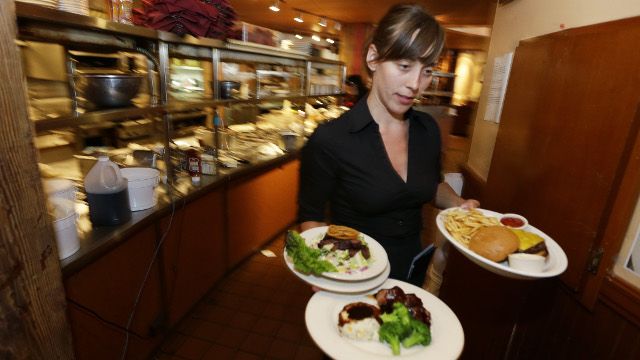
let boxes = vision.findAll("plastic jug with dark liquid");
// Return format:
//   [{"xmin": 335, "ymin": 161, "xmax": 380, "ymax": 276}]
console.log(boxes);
[{"xmin": 84, "ymin": 156, "xmax": 131, "ymax": 226}]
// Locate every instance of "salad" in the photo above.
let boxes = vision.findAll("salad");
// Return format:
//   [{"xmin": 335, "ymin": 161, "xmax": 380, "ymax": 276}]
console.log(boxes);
[{"xmin": 285, "ymin": 225, "xmax": 372, "ymax": 276}]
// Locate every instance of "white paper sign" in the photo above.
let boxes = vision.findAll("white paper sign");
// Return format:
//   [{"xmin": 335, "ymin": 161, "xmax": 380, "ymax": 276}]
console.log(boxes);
[{"xmin": 484, "ymin": 52, "xmax": 514, "ymax": 123}]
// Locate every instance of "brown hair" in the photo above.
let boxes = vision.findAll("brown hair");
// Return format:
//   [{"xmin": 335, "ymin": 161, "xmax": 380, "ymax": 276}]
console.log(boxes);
[{"xmin": 364, "ymin": 4, "xmax": 445, "ymax": 75}]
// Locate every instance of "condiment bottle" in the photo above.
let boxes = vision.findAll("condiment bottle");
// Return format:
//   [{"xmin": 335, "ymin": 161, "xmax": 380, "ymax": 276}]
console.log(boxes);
[
  {"xmin": 200, "ymin": 154, "xmax": 216, "ymax": 175},
  {"xmin": 84, "ymin": 155, "xmax": 131, "ymax": 226},
  {"xmin": 186, "ymin": 148, "xmax": 201, "ymax": 183}
]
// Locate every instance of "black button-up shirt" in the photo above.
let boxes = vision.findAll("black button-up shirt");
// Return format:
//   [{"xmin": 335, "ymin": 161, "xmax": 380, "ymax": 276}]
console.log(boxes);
[{"xmin": 298, "ymin": 99, "xmax": 442, "ymax": 279}]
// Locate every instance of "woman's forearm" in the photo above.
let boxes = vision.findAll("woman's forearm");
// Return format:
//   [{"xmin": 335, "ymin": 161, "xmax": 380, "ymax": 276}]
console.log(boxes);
[{"xmin": 434, "ymin": 182, "xmax": 479, "ymax": 209}]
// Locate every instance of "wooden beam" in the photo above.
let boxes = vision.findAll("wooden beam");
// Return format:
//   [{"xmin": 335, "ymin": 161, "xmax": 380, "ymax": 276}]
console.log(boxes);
[{"xmin": 0, "ymin": 1, "xmax": 74, "ymax": 358}]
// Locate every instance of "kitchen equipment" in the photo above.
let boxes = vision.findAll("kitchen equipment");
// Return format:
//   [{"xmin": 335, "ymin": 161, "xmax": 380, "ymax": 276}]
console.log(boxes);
[
  {"xmin": 74, "ymin": 74, "xmax": 143, "ymax": 108},
  {"xmin": 219, "ymin": 80, "xmax": 240, "ymax": 99},
  {"xmin": 49, "ymin": 197, "xmax": 80, "ymax": 259},
  {"xmin": 121, "ymin": 167, "xmax": 159, "ymax": 211},
  {"xmin": 84, "ymin": 156, "xmax": 131, "ymax": 226}
]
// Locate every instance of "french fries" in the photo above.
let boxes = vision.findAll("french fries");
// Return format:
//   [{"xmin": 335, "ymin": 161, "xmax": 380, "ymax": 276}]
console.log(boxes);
[{"xmin": 443, "ymin": 209, "xmax": 500, "ymax": 246}]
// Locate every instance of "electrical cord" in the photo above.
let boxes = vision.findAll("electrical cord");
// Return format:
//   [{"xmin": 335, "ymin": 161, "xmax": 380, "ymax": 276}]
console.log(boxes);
[{"xmin": 120, "ymin": 181, "xmax": 186, "ymax": 359}]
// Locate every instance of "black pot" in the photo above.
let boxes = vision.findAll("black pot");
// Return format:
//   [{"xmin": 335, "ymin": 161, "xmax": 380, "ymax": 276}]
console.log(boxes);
[
  {"xmin": 75, "ymin": 74, "xmax": 143, "ymax": 108},
  {"xmin": 219, "ymin": 80, "xmax": 240, "ymax": 99}
]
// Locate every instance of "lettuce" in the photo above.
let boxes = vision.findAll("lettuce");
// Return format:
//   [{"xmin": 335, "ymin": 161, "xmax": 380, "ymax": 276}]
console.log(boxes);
[{"xmin": 285, "ymin": 231, "xmax": 337, "ymax": 275}]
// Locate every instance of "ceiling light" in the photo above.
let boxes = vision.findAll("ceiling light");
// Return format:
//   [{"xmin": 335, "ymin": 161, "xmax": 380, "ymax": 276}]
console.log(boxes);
[
  {"xmin": 295, "ymin": 34, "xmax": 303, "ymax": 39},
  {"xmin": 326, "ymin": 38, "xmax": 334, "ymax": 44},
  {"xmin": 334, "ymin": 22, "xmax": 342, "ymax": 31},
  {"xmin": 294, "ymin": 12, "xmax": 304, "ymax": 23},
  {"xmin": 269, "ymin": 0, "xmax": 280, "ymax": 12},
  {"xmin": 312, "ymin": 35, "xmax": 321, "ymax": 41},
  {"xmin": 318, "ymin": 17, "xmax": 327, "ymax": 27}
]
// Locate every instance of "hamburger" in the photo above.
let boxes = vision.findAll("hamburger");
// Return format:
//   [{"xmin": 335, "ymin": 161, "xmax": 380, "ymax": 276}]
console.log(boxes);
[
  {"xmin": 469, "ymin": 226, "xmax": 519, "ymax": 262},
  {"xmin": 511, "ymin": 229, "xmax": 548, "ymax": 257}
]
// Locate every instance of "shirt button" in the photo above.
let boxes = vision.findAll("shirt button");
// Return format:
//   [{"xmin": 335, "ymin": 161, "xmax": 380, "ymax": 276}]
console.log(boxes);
[{"xmin": 397, "ymin": 220, "xmax": 404, "ymax": 226}]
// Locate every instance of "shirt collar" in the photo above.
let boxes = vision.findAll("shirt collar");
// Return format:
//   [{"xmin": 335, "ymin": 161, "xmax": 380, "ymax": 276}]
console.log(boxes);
[{"xmin": 348, "ymin": 98, "xmax": 429, "ymax": 133}]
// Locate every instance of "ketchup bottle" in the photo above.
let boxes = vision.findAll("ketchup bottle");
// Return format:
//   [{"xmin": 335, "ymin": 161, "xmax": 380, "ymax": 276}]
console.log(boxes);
[{"xmin": 186, "ymin": 148, "xmax": 201, "ymax": 184}]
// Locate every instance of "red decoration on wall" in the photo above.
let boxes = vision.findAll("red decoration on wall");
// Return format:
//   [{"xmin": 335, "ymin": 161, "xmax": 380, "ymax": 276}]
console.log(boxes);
[{"xmin": 133, "ymin": 0, "xmax": 237, "ymax": 39}]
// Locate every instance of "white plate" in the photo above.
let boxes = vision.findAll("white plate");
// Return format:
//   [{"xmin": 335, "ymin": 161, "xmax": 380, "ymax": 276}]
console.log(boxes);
[
  {"xmin": 285, "ymin": 226, "xmax": 389, "ymax": 281},
  {"xmin": 436, "ymin": 207, "xmax": 568, "ymax": 280},
  {"xmin": 305, "ymin": 279, "xmax": 464, "ymax": 360},
  {"xmin": 286, "ymin": 259, "xmax": 391, "ymax": 293}
]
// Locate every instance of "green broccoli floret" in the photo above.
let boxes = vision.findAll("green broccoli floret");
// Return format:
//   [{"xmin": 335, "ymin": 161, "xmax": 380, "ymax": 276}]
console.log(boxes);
[
  {"xmin": 402, "ymin": 318, "xmax": 431, "ymax": 348},
  {"xmin": 378, "ymin": 302, "xmax": 431, "ymax": 355},
  {"xmin": 380, "ymin": 302, "xmax": 413, "ymax": 326},
  {"xmin": 378, "ymin": 320, "xmax": 404, "ymax": 355}
]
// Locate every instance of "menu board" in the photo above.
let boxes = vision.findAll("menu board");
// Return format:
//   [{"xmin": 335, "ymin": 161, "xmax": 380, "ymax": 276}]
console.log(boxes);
[{"xmin": 484, "ymin": 52, "xmax": 514, "ymax": 123}]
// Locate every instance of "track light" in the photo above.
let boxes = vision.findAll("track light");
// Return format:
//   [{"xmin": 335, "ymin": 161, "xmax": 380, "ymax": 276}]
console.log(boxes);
[
  {"xmin": 334, "ymin": 22, "xmax": 342, "ymax": 31},
  {"xmin": 269, "ymin": 0, "xmax": 280, "ymax": 12},
  {"xmin": 294, "ymin": 12, "xmax": 304, "ymax": 23},
  {"xmin": 326, "ymin": 38, "xmax": 334, "ymax": 44},
  {"xmin": 312, "ymin": 35, "xmax": 321, "ymax": 41},
  {"xmin": 295, "ymin": 34, "xmax": 303, "ymax": 39},
  {"xmin": 318, "ymin": 17, "xmax": 327, "ymax": 27}
]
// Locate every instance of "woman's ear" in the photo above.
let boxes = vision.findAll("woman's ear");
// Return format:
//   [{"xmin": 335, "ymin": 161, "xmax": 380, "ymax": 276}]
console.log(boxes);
[{"xmin": 366, "ymin": 44, "xmax": 379, "ymax": 72}]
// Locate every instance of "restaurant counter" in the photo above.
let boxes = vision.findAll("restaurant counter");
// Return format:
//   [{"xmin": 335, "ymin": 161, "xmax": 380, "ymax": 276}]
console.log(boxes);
[
  {"xmin": 62, "ymin": 151, "xmax": 301, "ymax": 359},
  {"xmin": 61, "ymin": 151, "xmax": 300, "ymax": 277}
]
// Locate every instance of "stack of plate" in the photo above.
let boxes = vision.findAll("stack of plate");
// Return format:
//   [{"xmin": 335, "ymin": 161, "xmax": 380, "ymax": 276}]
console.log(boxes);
[
  {"xmin": 57, "ymin": 0, "xmax": 89, "ymax": 16},
  {"xmin": 17, "ymin": 0, "xmax": 58, "ymax": 9},
  {"xmin": 284, "ymin": 226, "xmax": 390, "ymax": 293}
]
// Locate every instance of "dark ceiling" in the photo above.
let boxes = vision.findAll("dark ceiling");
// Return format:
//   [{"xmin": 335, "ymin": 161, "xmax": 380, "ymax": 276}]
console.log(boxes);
[{"xmin": 228, "ymin": 0, "xmax": 497, "ymax": 37}]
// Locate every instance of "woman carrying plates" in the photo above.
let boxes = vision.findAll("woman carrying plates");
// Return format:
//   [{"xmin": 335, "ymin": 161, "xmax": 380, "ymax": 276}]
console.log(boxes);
[{"xmin": 298, "ymin": 4, "xmax": 479, "ymax": 286}]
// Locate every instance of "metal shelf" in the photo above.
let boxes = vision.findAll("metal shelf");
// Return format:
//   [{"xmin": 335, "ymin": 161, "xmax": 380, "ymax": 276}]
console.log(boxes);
[
  {"xmin": 18, "ymin": 3, "xmax": 346, "ymax": 137},
  {"xmin": 34, "ymin": 106, "xmax": 164, "ymax": 132}
]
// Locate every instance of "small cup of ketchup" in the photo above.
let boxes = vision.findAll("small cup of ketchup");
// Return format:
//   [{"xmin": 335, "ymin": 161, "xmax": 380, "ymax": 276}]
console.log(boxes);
[{"xmin": 500, "ymin": 213, "xmax": 528, "ymax": 229}]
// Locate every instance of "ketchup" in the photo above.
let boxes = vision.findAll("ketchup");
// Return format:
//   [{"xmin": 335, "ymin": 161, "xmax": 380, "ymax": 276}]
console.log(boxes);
[
  {"xmin": 186, "ymin": 148, "xmax": 201, "ymax": 183},
  {"xmin": 501, "ymin": 217, "xmax": 525, "ymax": 227}
]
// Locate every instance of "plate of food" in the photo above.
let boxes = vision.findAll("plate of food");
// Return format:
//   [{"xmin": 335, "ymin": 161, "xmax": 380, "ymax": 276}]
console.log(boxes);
[
  {"xmin": 436, "ymin": 207, "xmax": 568, "ymax": 280},
  {"xmin": 284, "ymin": 225, "xmax": 389, "ymax": 282},
  {"xmin": 305, "ymin": 278, "xmax": 464, "ymax": 360}
]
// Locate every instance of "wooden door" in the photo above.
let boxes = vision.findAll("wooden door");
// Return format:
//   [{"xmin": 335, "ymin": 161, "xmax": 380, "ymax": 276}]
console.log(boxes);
[
  {"xmin": 484, "ymin": 17, "xmax": 640, "ymax": 292},
  {"xmin": 440, "ymin": 16, "xmax": 640, "ymax": 359}
]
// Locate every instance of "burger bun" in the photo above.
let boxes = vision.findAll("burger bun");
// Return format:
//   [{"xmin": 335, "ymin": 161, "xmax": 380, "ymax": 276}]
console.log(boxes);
[{"xmin": 469, "ymin": 226, "xmax": 519, "ymax": 262}]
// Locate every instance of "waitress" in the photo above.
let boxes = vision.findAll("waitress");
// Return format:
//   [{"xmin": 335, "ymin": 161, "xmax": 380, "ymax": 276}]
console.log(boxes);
[{"xmin": 297, "ymin": 4, "xmax": 478, "ymax": 286}]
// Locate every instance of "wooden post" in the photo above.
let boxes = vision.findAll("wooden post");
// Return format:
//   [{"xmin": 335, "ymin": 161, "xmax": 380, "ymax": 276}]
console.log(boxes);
[{"xmin": 0, "ymin": 1, "xmax": 74, "ymax": 358}]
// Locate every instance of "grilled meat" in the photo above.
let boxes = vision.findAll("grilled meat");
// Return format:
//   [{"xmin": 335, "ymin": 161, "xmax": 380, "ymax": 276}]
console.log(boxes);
[
  {"xmin": 317, "ymin": 236, "xmax": 371, "ymax": 259},
  {"xmin": 374, "ymin": 286, "xmax": 431, "ymax": 326}
]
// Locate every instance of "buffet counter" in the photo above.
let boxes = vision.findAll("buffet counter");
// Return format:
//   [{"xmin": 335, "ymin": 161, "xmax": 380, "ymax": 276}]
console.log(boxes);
[
  {"xmin": 62, "ymin": 151, "xmax": 300, "ymax": 359},
  {"xmin": 61, "ymin": 150, "xmax": 300, "ymax": 277}
]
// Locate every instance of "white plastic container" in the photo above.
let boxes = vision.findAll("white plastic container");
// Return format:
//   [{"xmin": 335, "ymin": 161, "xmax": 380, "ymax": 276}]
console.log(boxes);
[
  {"xmin": 43, "ymin": 178, "xmax": 76, "ymax": 201},
  {"xmin": 120, "ymin": 167, "xmax": 160, "ymax": 211},
  {"xmin": 49, "ymin": 198, "xmax": 80, "ymax": 259},
  {"xmin": 508, "ymin": 253, "xmax": 546, "ymax": 273}
]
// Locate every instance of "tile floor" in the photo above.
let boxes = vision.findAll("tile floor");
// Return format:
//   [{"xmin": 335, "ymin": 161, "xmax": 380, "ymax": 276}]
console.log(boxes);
[
  {"xmin": 154, "ymin": 234, "xmax": 326, "ymax": 360},
  {"xmin": 154, "ymin": 133, "xmax": 470, "ymax": 359}
]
